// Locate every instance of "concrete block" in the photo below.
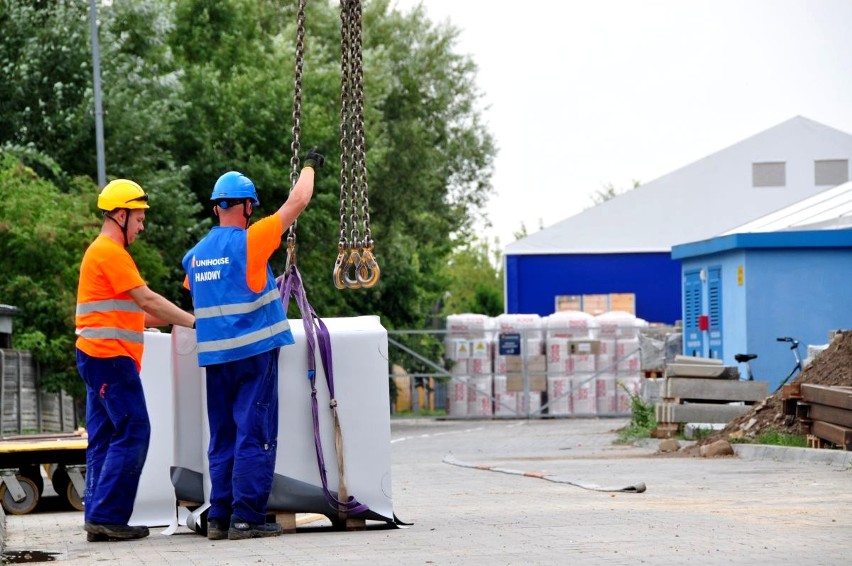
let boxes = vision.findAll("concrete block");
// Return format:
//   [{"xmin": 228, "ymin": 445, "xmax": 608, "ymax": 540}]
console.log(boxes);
[
  {"xmin": 665, "ymin": 378, "xmax": 768, "ymax": 402},
  {"xmin": 655, "ymin": 402, "xmax": 752, "ymax": 424}
]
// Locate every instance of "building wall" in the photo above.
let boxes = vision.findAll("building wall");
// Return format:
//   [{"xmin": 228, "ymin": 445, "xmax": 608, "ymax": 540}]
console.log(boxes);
[
  {"xmin": 681, "ymin": 247, "xmax": 852, "ymax": 390},
  {"xmin": 505, "ymin": 252, "xmax": 682, "ymax": 323},
  {"xmin": 745, "ymin": 248, "xmax": 852, "ymax": 389}
]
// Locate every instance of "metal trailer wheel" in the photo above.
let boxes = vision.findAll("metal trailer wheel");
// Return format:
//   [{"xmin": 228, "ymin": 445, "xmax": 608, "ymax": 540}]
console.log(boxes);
[
  {"xmin": 51, "ymin": 468, "xmax": 84, "ymax": 512},
  {"xmin": 0, "ymin": 475, "xmax": 40, "ymax": 515},
  {"xmin": 19, "ymin": 464, "xmax": 45, "ymax": 495}
]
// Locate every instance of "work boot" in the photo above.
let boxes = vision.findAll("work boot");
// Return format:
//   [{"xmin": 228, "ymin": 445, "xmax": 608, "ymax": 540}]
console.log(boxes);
[
  {"xmin": 84, "ymin": 521, "xmax": 150, "ymax": 541},
  {"xmin": 206, "ymin": 518, "xmax": 228, "ymax": 541},
  {"xmin": 228, "ymin": 518, "xmax": 283, "ymax": 540}
]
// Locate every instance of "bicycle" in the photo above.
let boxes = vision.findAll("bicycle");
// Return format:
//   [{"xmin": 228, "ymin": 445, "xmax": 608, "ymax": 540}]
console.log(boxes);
[
  {"xmin": 734, "ymin": 336, "xmax": 802, "ymax": 392},
  {"xmin": 774, "ymin": 336, "xmax": 802, "ymax": 392}
]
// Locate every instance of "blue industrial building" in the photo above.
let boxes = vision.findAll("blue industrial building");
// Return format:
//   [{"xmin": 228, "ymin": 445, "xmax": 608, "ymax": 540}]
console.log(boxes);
[
  {"xmin": 672, "ymin": 180, "xmax": 852, "ymax": 391},
  {"xmin": 672, "ymin": 229, "xmax": 852, "ymax": 391},
  {"xmin": 503, "ymin": 117, "xmax": 852, "ymax": 324}
]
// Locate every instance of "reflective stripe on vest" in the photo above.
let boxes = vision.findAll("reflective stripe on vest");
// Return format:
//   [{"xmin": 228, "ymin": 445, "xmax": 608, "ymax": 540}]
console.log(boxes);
[
  {"xmin": 76, "ymin": 299, "xmax": 143, "ymax": 316},
  {"xmin": 76, "ymin": 327, "xmax": 145, "ymax": 344},
  {"xmin": 196, "ymin": 319, "xmax": 291, "ymax": 353},
  {"xmin": 193, "ymin": 289, "xmax": 280, "ymax": 320}
]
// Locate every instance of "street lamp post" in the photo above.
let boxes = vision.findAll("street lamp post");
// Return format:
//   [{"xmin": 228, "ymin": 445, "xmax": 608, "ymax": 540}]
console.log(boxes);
[{"xmin": 88, "ymin": 0, "xmax": 106, "ymax": 188}]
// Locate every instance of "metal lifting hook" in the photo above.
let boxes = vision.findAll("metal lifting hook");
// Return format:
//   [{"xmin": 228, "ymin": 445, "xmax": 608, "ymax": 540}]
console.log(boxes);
[
  {"xmin": 343, "ymin": 248, "xmax": 363, "ymax": 289},
  {"xmin": 285, "ymin": 237, "xmax": 297, "ymax": 272},
  {"xmin": 356, "ymin": 246, "xmax": 380, "ymax": 288}
]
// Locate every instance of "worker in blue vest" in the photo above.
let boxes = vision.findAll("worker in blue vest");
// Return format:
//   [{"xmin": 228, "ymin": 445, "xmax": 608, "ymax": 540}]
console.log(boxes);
[{"xmin": 182, "ymin": 148, "xmax": 323, "ymax": 540}]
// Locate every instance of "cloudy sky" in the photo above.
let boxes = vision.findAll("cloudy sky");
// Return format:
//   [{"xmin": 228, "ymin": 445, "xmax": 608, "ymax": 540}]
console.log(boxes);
[{"xmin": 390, "ymin": 0, "xmax": 852, "ymax": 246}]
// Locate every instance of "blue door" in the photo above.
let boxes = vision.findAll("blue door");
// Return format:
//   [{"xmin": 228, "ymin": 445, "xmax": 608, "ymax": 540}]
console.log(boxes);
[
  {"xmin": 683, "ymin": 270, "xmax": 705, "ymax": 356},
  {"xmin": 707, "ymin": 266, "xmax": 723, "ymax": 359}
]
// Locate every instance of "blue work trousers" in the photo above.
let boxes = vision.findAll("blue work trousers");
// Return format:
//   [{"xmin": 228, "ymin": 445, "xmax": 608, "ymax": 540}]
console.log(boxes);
[
  {"xmin": 76, "ymin": 350, "xmax": 151, "ymax": 525},
  {"xmin": 205, "ymin": 348, "xmax": 279, "ymax": 524}
]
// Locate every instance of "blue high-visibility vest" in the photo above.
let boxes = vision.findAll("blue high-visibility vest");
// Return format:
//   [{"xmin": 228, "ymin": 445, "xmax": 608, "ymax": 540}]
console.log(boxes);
[{"xmin": 183, "ymin": 226, "xmax": 294, "ymax": 366}]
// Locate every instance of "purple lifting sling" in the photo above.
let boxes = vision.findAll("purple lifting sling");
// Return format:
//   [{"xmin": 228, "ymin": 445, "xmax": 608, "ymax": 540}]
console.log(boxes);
[{"xmin": 277, "ymin": 265, "xmax": 369, "ymax": 518}]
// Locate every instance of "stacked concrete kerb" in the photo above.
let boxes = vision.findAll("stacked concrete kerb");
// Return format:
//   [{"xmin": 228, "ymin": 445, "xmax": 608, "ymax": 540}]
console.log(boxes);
[
  {"xmin": 544, "ymin": 311, "xmax": 600, "ymax": 416},
  {"xmin": 444, "ymin": 314, "xmax": 494, "ymax": 418}
]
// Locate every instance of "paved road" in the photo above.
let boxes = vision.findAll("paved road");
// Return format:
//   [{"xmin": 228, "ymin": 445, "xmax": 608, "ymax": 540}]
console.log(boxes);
[{"xmin": 3, "ymin": 418, "xmax": 850, "ymax": 565}]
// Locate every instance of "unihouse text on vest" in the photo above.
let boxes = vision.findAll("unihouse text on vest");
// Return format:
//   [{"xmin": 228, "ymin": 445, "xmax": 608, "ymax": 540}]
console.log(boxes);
[{"xmin": 192, "ymin": 255, "xmax": 230, "ymax": 282}]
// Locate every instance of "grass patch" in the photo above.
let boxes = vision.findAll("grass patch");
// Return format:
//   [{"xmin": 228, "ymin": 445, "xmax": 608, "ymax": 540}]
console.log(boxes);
[
  {"xmin": 393, "ymin": 408, "xmax": 447, "ymax": 418},
  {"xmin": 731, "ymin": 429, "xmax": 808, "ymax": 447},
  {"xmin": 615, "ymin": 382, "xmax": 656, "ymax": 444}
]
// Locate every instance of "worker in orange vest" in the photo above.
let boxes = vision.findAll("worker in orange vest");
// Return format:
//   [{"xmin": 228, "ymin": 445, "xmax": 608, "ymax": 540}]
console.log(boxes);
[{"xmin": 75, "ymin": 179, "xmax": 195, "ymax": 542}]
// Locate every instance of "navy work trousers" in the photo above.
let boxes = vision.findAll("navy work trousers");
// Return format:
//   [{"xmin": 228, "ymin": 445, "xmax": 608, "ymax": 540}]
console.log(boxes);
[
  {"xmin": 76, "ymin": 350, "xmax": 151, "ymax": 525},
  {"xmin": 205, "ymin": 348, "xmax": 279, "ymax": 525}
]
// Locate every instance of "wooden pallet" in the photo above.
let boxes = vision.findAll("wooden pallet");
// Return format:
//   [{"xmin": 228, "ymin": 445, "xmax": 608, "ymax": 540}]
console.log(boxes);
[{"xmin": 177, "ymin": 501, "xmax": 366, "ymax": 533}]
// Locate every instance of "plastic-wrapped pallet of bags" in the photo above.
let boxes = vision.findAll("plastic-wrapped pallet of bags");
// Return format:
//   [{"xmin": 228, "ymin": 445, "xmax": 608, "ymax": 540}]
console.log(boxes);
[
  {"xmin": 545, "ymin": 310, "xmax": 599, "ymax": 340},
  {"xmin": 495, "ymin": 313, "xmax": 544, "ymax": 355},
  {"xmin": 446, "ymin": 313, "xmax": 492, "ymax": 339},
  {"xmin": 596, "ymin": 311, "xmax": 646, "ymax": 375}
]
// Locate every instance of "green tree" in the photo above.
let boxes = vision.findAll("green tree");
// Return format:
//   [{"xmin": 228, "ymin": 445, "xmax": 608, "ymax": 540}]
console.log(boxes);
[
  {"xmin": 167, "ymin": 0, "xmax": 496, "ymax": 328},
  {"xmin": 0, "ymin": 151, "xmax": 95, "ymax": 396},
  {"xmin": 0, "ymin": 1, "xmax": 94, "ymax": 173},
  {"xmin": 441, "ymin": 237, "xmax": 503, "ymax": 316},
  {"xmin": 0, "ymin": 149, "xmax": 177, "ymax": 395},
  {"xmin": 0, "ymin": 0, "xmax": 498, "ymax": 396},
  {"xmin": 590, "ymin": 179, "xmax": 641, "ymax": 206}
]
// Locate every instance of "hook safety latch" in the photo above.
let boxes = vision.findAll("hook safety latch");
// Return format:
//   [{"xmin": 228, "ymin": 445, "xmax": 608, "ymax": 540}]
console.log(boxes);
[{"xmin": 332, "ymin": 244, "xmax": 347, "ymax": 290}]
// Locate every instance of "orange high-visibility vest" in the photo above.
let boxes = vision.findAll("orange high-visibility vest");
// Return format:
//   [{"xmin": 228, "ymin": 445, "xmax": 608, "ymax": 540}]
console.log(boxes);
[{"xmin": 75, "ymin": 235, "xmax": 146, "ymax": 370}]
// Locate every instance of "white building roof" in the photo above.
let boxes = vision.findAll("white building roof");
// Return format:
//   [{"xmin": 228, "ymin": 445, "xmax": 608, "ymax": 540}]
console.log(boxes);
[
  {"xmin": 723, "ymin": 180, "xmax": 852, "ymax": 234},
  {"xmin": 505, "ymin": 116, "xmax": 852, "ymax": 255}
]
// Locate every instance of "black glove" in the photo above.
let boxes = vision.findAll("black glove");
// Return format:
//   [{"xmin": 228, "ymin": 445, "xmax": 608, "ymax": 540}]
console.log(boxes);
[{"xmin": 303, "ymin": 147, "xmax": 324, "ymax": 170}]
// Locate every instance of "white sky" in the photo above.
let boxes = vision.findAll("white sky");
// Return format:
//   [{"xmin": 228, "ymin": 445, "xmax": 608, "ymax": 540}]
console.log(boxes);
[{"xmin": 390, "ymin": 0, "xmax": 852, "ymax": 247}]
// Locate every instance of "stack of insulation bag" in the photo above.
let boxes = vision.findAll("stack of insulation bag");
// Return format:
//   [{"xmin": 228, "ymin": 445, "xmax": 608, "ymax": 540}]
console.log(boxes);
[{"xmin": 444, "ymin": 311, "xmax": 647, "ymax": 418}]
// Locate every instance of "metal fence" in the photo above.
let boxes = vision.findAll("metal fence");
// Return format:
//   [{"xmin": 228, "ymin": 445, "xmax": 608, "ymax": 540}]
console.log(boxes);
[{"xmin": 387, "ymin": 326, "xmax": 647, "ymax": 419}]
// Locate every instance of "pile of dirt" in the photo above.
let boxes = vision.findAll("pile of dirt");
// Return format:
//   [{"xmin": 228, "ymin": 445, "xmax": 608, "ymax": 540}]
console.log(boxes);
[{"xmin": 693, "ymin": 331, "xmax": 852, "ymax": 448}]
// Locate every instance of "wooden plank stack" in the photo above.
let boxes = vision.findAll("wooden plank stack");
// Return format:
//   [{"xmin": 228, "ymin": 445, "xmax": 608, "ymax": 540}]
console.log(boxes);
[{"xmin": 782, "ymin": 383, "xmax": 852, "ymax": 450}]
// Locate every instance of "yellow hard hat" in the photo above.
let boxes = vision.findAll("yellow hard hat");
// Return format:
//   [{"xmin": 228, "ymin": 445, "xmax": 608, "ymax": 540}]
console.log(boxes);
[{"xmin": 97, "ymin": 179, "xmax": 150, "ymax": 212}]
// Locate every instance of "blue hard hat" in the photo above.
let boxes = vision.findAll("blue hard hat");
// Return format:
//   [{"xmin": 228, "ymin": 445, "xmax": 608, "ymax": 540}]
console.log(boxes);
[{"xmin": 211, "ymin": 171, "xmax": 260, "ymax": 206}]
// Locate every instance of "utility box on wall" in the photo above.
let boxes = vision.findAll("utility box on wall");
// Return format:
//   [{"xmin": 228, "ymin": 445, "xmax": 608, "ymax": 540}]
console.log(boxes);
[{"xmin": 672, "ymin": 229, "xmax": 852, "ymax": 391}]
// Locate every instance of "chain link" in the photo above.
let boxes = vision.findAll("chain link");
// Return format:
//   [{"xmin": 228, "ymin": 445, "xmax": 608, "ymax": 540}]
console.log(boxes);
[
  {"xmin": 336, "ymin": 0, "xmax": 379, "ymax": 288},
  {"xmin": 286, "ymin": 0, "xmax": 308, "ymax": 267}
]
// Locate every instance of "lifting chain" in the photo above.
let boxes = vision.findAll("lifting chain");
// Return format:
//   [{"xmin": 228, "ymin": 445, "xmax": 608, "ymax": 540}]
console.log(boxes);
[
  {"xmin": 286, "ymin": 0, "xmax": 308, "ymax": 271},
  {"xmin": 333, "ymin": 0, "xmax": 379, "ymax": 289}
]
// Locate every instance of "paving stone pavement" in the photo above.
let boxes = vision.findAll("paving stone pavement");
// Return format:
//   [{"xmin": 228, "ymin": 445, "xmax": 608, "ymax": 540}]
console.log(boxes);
[{"xmin": 2, "ymin": 417, "xmax": 851, "ymax": 565}]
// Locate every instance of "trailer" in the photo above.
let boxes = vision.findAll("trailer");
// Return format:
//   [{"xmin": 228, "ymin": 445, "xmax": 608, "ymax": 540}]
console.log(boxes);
[{"xmin": 0, "ymin": 432, "xmax": 86, "ymax": 515}]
